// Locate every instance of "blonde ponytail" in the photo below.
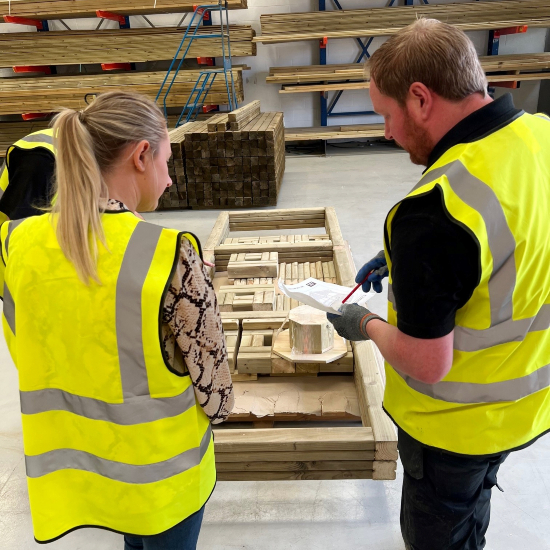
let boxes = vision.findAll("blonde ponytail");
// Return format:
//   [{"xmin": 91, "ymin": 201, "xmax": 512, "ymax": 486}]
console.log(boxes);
[
  {"xmin": 50, "ymin": 91, "xmax": 167, "ymax": 285},
  {"xmin": 52, "ymin": 109, "xmax": 108, "ymax": 284}
]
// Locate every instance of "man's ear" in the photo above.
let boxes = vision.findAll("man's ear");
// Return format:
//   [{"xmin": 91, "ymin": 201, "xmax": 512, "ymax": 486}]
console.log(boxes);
[
  {"xmin": 407, "ymin": 82, "xmax": 433, "ymax": 122},
  {"xmin": 132, "ymin": 140, "xmax": 151, "ymax": 173}
]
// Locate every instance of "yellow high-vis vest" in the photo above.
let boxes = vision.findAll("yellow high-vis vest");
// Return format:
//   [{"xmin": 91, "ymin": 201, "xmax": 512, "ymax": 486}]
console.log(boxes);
[
  {"xmin": 0, "ymin": 211, "xmax": 214, "ymax": 543},
  {"xmin": 0, "ymin": 128, "xmax": 55, "ymax": 225},
  {"xmin": 383, "ymin": 112, "xmax": 550, "ymax": 456}
]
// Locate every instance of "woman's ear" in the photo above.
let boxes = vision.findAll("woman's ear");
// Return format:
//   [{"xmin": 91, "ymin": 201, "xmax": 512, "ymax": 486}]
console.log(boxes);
[{"xmin": 132, "ymin": 140, "xmax": 151, "ymax": 173}]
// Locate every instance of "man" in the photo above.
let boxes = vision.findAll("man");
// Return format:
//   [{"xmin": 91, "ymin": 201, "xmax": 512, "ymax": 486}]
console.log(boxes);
[
  {"xmin": 328, "ymin": 18, "xmax": 550, "ymax": 550},
  {"xmin": 0, "ymin": 128, "xmax": 55, "ymax": 225}
]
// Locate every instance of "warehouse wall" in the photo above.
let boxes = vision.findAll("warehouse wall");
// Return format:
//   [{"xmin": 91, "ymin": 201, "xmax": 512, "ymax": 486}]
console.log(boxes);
[{"xmin": 0, "ymin": 0, "xmax": 546, "ymax": 127}]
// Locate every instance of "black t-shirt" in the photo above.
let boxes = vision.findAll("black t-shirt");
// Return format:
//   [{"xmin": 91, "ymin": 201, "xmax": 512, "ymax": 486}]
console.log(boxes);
[
  {"xmin": 386, "ymin": 94, "xmax": 522, "ymax": 339},
  {"xmin": 0, "ymin": 146, "xmax": 56, "ymax": 220}
]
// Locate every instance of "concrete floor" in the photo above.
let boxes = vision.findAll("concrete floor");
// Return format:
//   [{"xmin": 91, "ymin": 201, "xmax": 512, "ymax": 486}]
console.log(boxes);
[{"xmin": 2, "ymin": 145, "xmax": 550, "ymax": 549}]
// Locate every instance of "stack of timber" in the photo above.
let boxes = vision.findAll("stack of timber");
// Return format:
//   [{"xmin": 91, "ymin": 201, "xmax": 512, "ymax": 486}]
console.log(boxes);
[
  {"xmin": 161, "ymin": 101, "xmax": 285, "ymax": 209},
  {"xmin": 0, "ymin": 0, "xmax": 247, "ymax": 19},
  {"xmin": 255, "ymin": 0, "xmax": 550, "ymax": 43},
  {"xmin": 285, "ymin": 124, "xmax": 385, "ymax": 142},
  {"xmin": 0, "ymin": 69, "xmax": 246, "ymax": 116},
  {"xmin": 204, "ymin": 207, "xmax": 398, "ymax": 481},
  {"xmin": 267, "ymin": 53, "xmax": 550, "ymax": 94},
  {"xmin": 0, "ymin": 25, "xmax": 256, "ymax": 68}
]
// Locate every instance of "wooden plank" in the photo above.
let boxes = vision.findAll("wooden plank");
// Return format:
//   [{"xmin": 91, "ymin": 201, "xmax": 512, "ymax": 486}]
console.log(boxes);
[
  {"xmin": 216, "ymin": 460, "xmax": 374, "ymax": 471},
  {"xmin": 217, "ymin": 470, "xmax": 375, "ymax": 481},
  {"xmin": 213, "ymin": 426, "xmax": 375, "ymax": 452},
  {"xmin": 214, "ymin": 449, "xmax": 375, "ymax": 462},
  {"xmin": 354, "ymin": 341, "xmax": 398, "ymax": 461},
  {"xmin": 373, "ymin": 460, "xmax": 398, "ymax": 481},
  {"xmin": 285, "ymin": 124, "xmax": 385, "ymax": 142},
  {"xmin": 228, "ymin": 100, "xmax": 262, "ymax": 129}
]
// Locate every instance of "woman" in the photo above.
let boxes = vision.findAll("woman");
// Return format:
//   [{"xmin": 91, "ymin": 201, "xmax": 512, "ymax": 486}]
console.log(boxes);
[{"xmin": 0, "ymin": 91, "xmax": 234, "ymax": 549}]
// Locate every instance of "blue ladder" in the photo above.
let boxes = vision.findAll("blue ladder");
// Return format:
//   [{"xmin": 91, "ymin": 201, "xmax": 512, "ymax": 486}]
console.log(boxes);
[{"xmin": 156, "ymin": 2, "xmax": 239, "ymax": 126}]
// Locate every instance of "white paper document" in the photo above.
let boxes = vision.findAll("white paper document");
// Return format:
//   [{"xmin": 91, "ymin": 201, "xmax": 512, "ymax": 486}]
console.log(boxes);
[{"xmin": 278, "ymin": 277, "xmax": 374, "ymax": 315}]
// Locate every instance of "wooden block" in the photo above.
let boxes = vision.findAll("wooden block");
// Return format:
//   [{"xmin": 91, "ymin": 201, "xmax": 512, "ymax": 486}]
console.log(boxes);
[
  {"xmin": 224, "ymin": 329, "xmax": 239, "ymax": 372},
  {"xmin": 289, "ymin": 306, "xmax": 334, "ymax": 354},
  {"xmin": 272, "ymin": 356, "xmax": 296, "ymax": 373},
  {"xmin": 296, "ymin": 362, "xmax": 321, "ymax": 374},
  {"xmin": 228, "ymin": 251, "xmax": 279, "ymax": 279}
]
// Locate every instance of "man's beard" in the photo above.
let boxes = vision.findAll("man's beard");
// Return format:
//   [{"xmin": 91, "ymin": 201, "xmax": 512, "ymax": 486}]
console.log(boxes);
[{"xmin": 395, "ymin": 114, "xmax": 434, "ymax": 167}]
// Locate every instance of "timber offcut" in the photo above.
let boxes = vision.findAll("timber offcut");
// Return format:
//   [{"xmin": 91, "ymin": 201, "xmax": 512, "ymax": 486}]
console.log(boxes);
[{"xmin": 255, "ymin": 0, "xmax": 550, "ymax": 43}]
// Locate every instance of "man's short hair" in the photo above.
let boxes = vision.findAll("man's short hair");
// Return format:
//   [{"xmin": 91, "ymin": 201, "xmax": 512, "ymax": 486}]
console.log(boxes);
[{"xmin": 367, "ymin": 18, "xmax": 488, "ymax": 105}]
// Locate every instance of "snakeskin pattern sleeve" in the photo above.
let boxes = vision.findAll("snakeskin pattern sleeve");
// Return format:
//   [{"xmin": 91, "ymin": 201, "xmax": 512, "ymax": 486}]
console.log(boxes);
[{"xmin": 162, "ymin": 237, "xmax": 234, "ymax": 424}]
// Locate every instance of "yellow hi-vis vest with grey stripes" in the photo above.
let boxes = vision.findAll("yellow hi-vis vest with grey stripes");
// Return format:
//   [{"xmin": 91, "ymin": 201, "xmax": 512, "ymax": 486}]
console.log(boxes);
[
  {"xmin": 0, "ymin": 128, "xmax": 55, "ymax": 226},
  {"xmin": 383, "ymin": 112, "xmax": 550, "ymax": 456},
  {"xmin": 0, "ymin": 211, "xmax": 214, "ymax": 543}
]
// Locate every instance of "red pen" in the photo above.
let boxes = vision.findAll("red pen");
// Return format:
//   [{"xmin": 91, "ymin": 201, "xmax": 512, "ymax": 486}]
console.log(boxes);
[{"xmin": 341, "ymin": 269, "xmax": 374, "ymax": 304}]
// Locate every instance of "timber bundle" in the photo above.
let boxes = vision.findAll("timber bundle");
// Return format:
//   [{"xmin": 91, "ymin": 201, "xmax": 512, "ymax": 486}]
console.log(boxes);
[
  {"xmin": 255, "ymin": 0, "xmax": 550, "ymax": 43},
  {"xmin": 0, "ymin": 25, "xmax": 256, "ymax": 67},
  {"xmin": 163, "ymin": 101, "xmax": 285, "ymax": 209}
]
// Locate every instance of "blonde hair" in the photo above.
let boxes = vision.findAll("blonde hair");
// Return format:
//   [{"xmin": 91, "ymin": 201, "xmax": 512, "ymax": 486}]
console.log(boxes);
[
  {"xmin": 367, "ymin": 18, "xmax": 488, "ymax": 105},
  {"xmin": 51, "ymin": 91, "xmax": 167, "ymax": 284}
]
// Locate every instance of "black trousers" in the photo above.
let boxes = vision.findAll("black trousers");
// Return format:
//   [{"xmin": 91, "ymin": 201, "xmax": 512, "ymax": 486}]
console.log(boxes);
[{"xmin": 399, "ymin": 429, "xmax": 509, "ymax": 550}]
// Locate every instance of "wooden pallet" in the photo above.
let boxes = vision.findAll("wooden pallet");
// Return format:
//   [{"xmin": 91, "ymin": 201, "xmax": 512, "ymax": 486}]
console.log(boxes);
[
  {"xmin": 206, "ymin": 207, "xmax": 398, "ymax": 481},
  {"xmin": 161, "ymin": 103, "xmax": 286, "ymax": 209},
  {"xmin": 0, "ymin": 25, "xmax": 256, "ymax": 68},
  {"xmin": 0, "ymin": 0, "xmax": 247, "ymax": 19},
  {"xmin": 255, "ymin": 0, "xmax": 550, "ymax": 43},
  {"xmin": 0, "ymin": 69, "xmax": 246, "ymax": 116}
]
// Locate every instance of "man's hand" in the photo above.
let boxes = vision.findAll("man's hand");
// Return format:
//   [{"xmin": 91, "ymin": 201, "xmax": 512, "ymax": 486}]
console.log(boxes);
[
  {"xmin": 357, "ymin": 250, "xmax": 389, "ymax": 293},
  {"xmin": 327, "ymin": 304, "xmax": 385, "ymax": 341}
]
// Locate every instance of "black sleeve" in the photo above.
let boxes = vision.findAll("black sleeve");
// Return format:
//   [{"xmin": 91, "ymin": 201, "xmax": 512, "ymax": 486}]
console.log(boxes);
[
  {"xmin": 389, "ymin": 185, "xmax": 481, "ymax": 339},
  {"xmin": 0, "ymin": 147, "xmax": 56, "ymax": 220}
]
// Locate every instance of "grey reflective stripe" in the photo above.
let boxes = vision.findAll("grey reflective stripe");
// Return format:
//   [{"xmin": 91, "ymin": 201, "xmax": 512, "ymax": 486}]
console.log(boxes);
[
  {"xmin": 454, "ymin": 303, "xmax": 550, "ymax": 352},
  {"xmin": 25, "ymin": 424, "xmax": 212, "ymax": 482},
  {"xmin": 398, "ymin": 362, "xmax": 550, "ymax": 404},
  {"xmin": 415, "ymin": 161, "xmax": 516, "ymax": 325},
  {"xmin": 20, "ymin": 132, "xmax": 54, "ymax": 145},
  {"xmin": 3, "ymin": 283, "xmax": 15, "ymax": 334},
  {"xmin": 5, "ymin": 218, "xmax": 25, "ymax": 256},
  {"xmin": 388, "ymin": 283, "xmax": 396, "ymax": 310},
  {"xmin": 20, "ymin": 383, "xmax": 195, "ymax": 425},
  {"xmin": 116, "ymin": 222, "xmax": 163, "ymax": 399},
  {"xmin": 412, "ymin": 161, "xmax": 524, "ymax": 350}
]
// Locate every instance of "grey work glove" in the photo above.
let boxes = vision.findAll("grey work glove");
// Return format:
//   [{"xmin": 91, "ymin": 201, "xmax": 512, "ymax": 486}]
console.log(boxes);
[
  {"xmin": 327, "ymin": 304, "xmax": 385, "ymax": 341},
  {"xmin": 357, "ymin": 250, "xmax": 389, "ymax": 293}
]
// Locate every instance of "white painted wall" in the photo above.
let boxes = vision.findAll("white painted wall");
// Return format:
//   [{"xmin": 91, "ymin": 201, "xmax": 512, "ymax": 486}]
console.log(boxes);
[{"xmin": 0, "ymin": 0, "xmax": 547, "ymax": 127}]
